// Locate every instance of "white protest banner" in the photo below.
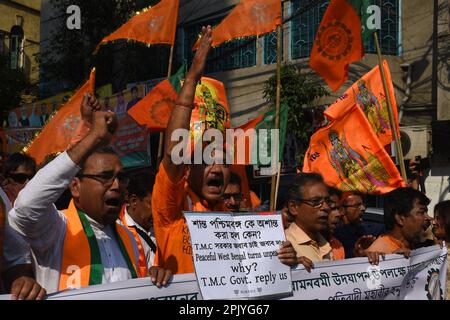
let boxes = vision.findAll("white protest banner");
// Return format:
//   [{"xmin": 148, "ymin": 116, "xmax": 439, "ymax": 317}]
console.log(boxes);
[
  {"xmin": 0, "ymin": 246, "xmax": 446, "ymax": 300},
  {"xmin": 185, "ymin": 212, "xmax": 292, "ymax": 300},
  {"xmin": 286, "ymin": 244, "xmax": 448, "ymax": 300}
]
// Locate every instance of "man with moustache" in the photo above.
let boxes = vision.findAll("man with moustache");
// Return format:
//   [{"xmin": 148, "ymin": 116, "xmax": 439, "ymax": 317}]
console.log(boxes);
[
  {"xmin": 8, "ymin": 110, "xmax": 171, "ymax": 294},
  {"xmin": 284, "ymin": 173, "xmax": 333, "ymax": 272},
  {"xmin": 367, "ymin": 187, "xmax": 432, "ymax": 255}
]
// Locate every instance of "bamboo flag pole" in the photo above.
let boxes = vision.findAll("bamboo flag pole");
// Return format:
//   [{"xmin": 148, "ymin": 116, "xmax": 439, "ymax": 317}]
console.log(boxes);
[
  {"xmin": 373, "ymin": 32, "xmax": 407, "ymax": 181},
  {"xmin": 270, "ymin": 25, "xmax": 282, "ymax": 211},
  {"xmin": 157, "ymin": 45, "xmax": 175, "ymax": 168}
]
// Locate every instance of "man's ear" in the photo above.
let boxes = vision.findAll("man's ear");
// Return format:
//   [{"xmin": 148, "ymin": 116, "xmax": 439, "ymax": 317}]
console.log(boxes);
[
  {"xmin": 128, "ymin": 194, "xmax": 138, "ymax": 209},
  {"xmin": 394, "ymin": 212, "xmax": 405, "ymax": 228},
  {"xmin": 287, "ymin": 200, "xmax": 299, "ymax": 218},
  {"xmin": 70, "ymin": 177, "xmax": 81, "ymax": 199}
]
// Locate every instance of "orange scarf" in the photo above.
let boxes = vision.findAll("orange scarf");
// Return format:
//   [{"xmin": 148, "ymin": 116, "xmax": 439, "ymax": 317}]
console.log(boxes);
[
  {"xmin": 59, "ymin": 201, "xmax": 139, "ymax": 291},
  {"xmin": 119, "ymin": 207, "xmax": 150, "ymax": 278}
]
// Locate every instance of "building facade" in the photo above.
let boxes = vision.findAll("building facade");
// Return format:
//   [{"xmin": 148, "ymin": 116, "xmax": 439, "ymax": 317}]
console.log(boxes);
[
  {"xmin": 37, "ymin": 0, "xmax": 449, "ymax": 207},
  {"xmin": 177, "ymin": 0, "xmax": 449, "ymax": 208},
  {"xmin": 0, "ymin": 0, "xmax": 41, "ymax": 88}
]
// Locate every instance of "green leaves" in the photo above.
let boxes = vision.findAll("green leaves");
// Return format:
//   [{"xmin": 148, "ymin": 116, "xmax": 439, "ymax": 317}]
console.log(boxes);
[{"xmin": 263, "ymin": 63, "xmax": 328, "ymax": 166}]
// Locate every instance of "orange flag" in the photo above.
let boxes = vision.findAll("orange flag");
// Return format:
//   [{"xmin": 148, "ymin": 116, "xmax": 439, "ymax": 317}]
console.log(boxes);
[
  {"xmin": 302, "ymin": 90, "xmax": 405, "ymax": 194},
  {"xmin": 193, "ymin": 0, "xmax": 281, "ymax": 49},
  {"xmin": 310, "ymin": 0, "xmax": 364, "ymax": 92},
  {"xmin": 127, "ymin": 80, "xmax": 178, "ymax": 131},
  {"xmin": 341, "ymin": 60, "xmax": 399, "ymax": 146},
  {"xmin": 25, "ymin": 69, "xmax": 96, "ymax": 164},
  {"xmin": 128, "ymin": 76, "xmax": 230, "ymax": 134},
  {"xmin": 94, "ymin": 0, "xmax": 179, "ymax": 53}
]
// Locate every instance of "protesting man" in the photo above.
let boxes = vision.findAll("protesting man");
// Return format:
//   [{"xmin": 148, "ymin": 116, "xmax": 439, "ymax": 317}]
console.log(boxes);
[
  {"xmin": 367, "ymin": 187, "xmax": 432, "ymax": 255},
  {"xmin": 1, "ymin": 153, "xmax": 46, "ymax": 300},
  {"xmin": 9, "ymin": 109, "xmax": 171, "ymax": 294},
  {"xmin": 284, "ymin": 173, "xmax": 333, "ymax": 272},
  {"xmin": 322, "ymin": 187, "xmax": 345, "ymax": 260},
  {"xmin": 120, "ymin": 170, "xmax": 157, "ymax": 276},
  {"xmin": 152, "ymin": 26, "xmax": 297, "ymax": 274},
  {"xmin": 223, "ymin": 172, "xmax": 243, "ymax": 213},
  {"xmin": 334, "ymin": 192, "xmax": 384, "ymax": 258}
]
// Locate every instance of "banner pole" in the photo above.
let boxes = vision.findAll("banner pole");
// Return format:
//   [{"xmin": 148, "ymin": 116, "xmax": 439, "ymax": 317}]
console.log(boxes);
[
  {"xmin": 373, "ymin": 32, "xmax": 407, "ymax": 181},
  {"xmin": 270, "ymin": 25, "xmax": 282, "ymax": 211},
  {"xmin": 157, "ymin": 45, "xmax": 175, "ymax": 168}
]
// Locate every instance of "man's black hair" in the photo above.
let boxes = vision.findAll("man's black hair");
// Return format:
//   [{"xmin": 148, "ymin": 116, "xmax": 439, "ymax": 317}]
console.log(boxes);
[
  {"xmin": 383, "ymin": 187, "xmax": 430, "ymax": 231},
  {"xmin": 286, "ymin": 173, "xmax": 324, "ymax": 201},
  {"xmin": 228, "ymin": 172, "xmax": 242, "ymax": 187},
  {"xmin": 328, "ymin": 187, "xmax": 342, "ymax": 200},
  {"xmin": 4, "ymin": 153, "xmax": 36, "ymax": 176},
  {"xmin": 127, "ymin": 170, "xmax": 155, "ymax": 199}
]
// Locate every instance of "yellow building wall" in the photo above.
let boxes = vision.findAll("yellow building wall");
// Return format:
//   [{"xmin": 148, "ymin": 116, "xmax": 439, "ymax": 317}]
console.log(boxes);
[{"xmin": 0, "ymin": 0, "xmax": 41, "ymax": 84}]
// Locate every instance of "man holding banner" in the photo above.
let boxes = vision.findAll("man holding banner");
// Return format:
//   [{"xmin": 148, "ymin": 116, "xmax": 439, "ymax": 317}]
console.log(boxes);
[{"xmin": 367, "ymin": 188, "xmax": 433, "ymax": 255}]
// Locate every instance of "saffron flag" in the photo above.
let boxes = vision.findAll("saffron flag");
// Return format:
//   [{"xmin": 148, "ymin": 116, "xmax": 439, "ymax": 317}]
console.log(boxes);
[
  {"xmin": 127, "ymin": 65, "xmax": 185, "ymax": 131},
  {"xmin": 310, "ymin": 0, "xmax": 367, "ymax": 92},
  {"xmin": 234, "ymin": 103, "xmax": 288, "ymax": 165},
  {"xmin": 128, "ymin": 72, "xmax": 230, "ymax": 134},
  {"xmin": 302, "ymin": 93, "xmax": 405, "ymax": 194},
  {"xmin": 342, "ymin": 60, "xmax": 399, "ymax": 146},
  {"xmin": 26, "ymin": 69, "xmax": 96, "ymax": 164},
  {"xmin": 94, "ymin": 0, "xmax": 179, "ymax": 54},
  {"xmin": 193, "ymin": 0, "xmax": 281, "ymax": 49}
]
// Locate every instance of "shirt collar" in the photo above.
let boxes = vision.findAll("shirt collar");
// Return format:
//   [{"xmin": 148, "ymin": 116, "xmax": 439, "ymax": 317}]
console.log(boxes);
[
  {"xmin": 288, "ymin": 222, "xmax": 330, "ymax": 249},
  {"xmin": 124, "ymin": 207, "xmax": 148, "ymax": 234},
  {"xmin": 84, "ymin": 213, "xmax": 106, "ymax": 230}
]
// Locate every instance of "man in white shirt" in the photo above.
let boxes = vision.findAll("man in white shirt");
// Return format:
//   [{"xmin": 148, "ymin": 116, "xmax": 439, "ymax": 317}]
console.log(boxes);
[
  {"xmin": 9, "ymin": 110, "xmax": 171, "ymax": 294},
  {"xmin": 119, "ymin": 170, "xmax": 157, "ymax": 274}
]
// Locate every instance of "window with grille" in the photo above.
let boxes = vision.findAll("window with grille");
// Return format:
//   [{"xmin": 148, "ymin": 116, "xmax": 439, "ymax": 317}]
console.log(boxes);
[{"xmin": 290, "ymin": 0, "xmax": 399, "ymax": 59}]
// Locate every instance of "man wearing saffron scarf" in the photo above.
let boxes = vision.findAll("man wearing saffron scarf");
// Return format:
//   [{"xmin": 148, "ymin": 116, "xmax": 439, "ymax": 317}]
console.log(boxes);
[{"xmin": 9, "ymin": 109, "xmax": 171, "ymax": 294}]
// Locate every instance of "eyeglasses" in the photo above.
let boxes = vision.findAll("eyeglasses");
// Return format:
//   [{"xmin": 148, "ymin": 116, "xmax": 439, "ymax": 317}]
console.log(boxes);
[
  {"xmin": 78, "ymin": 171, "xmax": 129, "ymax": 187},
  {"xmin": 223, "ymin": 193, "xmax": 243, "ymax": 201},
  {"xmin": 293, "ymin": 197, "xmax": 334, "ymax": 208},
  {"xmin": 9, "ymin": 173, "xmax": 35, "ymax": 184}
]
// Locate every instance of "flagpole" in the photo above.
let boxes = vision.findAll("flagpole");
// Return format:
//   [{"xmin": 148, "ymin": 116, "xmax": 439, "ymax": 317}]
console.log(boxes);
[
  {"xmin": 157, "ymin": 45, "xmax": 175, "ymax": 167},
  {"xmin": 270, "ymin": 25, "xmax": 282, "ymax": 211},
  {"xmin": 373, "ymin": 32, "xmax": 407, "ymax": 181}
]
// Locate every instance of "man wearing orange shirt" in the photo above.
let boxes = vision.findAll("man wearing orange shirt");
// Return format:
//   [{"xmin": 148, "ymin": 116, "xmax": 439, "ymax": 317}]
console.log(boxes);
[
  {"xmin": 152, "ymin": 27, "xmax": 297, "ymax": 275},
  {"xmin": 367, "ymin": 187, "xmax": 431, "ymax": 255}
]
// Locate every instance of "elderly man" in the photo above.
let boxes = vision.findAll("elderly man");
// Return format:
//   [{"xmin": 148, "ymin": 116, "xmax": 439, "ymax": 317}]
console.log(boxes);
[
  {"xmin": 284, "ymin": 173, "xmax": 334, "ymax": 272},
  {"xmin": 153, "ymin": 26, "xmax": 296, "ymax": 275},
  {"xmin": 9, "ymin": 110, "xmax": 171, "ymax": 294},
  {"xmin": 367, "ymin": 187, "xmax": 432, "ymax": 254}
]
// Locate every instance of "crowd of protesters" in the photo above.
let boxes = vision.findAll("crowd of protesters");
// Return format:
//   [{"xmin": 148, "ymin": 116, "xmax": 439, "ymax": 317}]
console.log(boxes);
[{"xmin": 0, "ymin": 26, "xmax": 448, "ymax": 300}]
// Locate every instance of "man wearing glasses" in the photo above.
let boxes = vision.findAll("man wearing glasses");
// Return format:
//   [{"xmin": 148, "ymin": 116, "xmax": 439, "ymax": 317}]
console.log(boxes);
[
  {"xmin": 284, "ymin": 173, "xmax": 334, "ymax": 271},
  {"xmin": 334, "ymin": 192, "xmax": 384, "ymax": 258},
  {"xmin": 1, "ymin": 153, "xmax": 47, "ymax": 299},
  {"xmin": 8, "ymin": 109, "xmax": 171, "ymax": 294}
]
